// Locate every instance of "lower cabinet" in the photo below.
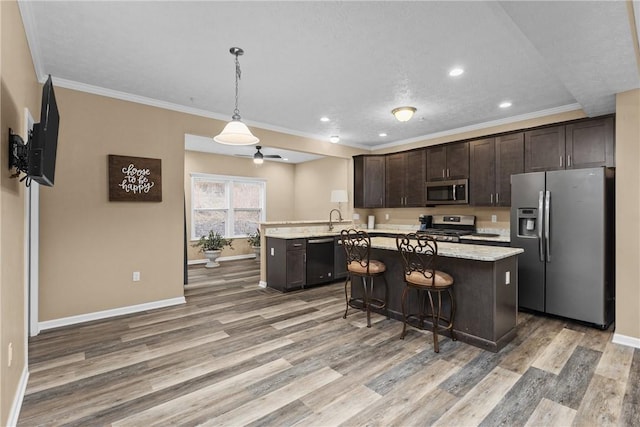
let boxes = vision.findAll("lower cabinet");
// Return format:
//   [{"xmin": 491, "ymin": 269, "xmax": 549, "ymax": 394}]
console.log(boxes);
[
  {"xmin": 266, "ymin": 237, "xmax": 306, "ymax": 292},
  {"xmin": 334, "ymin": 236, "xmax": 347, "ymax": 280},
  {"xmin": 267, "ymin": 236, "xmax": 347, "ymax": 292}
]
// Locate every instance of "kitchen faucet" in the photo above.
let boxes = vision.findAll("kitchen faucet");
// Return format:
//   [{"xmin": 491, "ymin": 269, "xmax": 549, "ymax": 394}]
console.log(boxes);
[{"xmin": 328, "ymin": 209, "xmax": 343, "ymax": 231}]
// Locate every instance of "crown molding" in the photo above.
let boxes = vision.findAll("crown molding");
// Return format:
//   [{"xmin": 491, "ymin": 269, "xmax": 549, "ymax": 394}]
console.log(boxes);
[{"xmin": 371, "ymin": 103, "xmax": 584, "ymax": 151}]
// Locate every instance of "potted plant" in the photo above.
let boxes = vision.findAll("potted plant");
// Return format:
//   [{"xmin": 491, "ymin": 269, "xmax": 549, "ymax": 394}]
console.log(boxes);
[
  {"xmin": 192, "ymin": 230, "xmax": 234, "ymax": 268},
  {"xmin": 247, "ymin": 229, "xmax": 261, "ymax": 262}
]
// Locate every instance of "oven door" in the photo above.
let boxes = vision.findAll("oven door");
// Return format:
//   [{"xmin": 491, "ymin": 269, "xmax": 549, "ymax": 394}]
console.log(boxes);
[{"xmin": 425, "ymin": 179, "xmax": 468, "ymax": 205}]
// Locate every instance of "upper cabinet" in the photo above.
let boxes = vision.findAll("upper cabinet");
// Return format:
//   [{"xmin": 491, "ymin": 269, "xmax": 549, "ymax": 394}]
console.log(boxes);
[
  {"xmin": 565, "ymin": 116, "xmax": 614, "ymax": 169},
  {"xmin": 470, "ymin": 137, "xmax": 496, "ymax": 206},
  {"xmin": 426, "ymin": 141, "xmax": 469, "ymax": 181},
  {"xmin": 524, "ymin": 125, "xmax": 565, "ymax": 172},
  {"xmin": 353, "ymin": 155, "xmax": 385, "ymax": 209},
  {"xmin": 386, "ymin": 149, "xmax": 426, "ymax": 207},
  {"xmin": 471, "ymin": 133, "xmax": 524, "ymax": 206},
  {"xmin": 525, "ymin": 116, "xmax": 614, "ymax": 172},
  {"xmin": 495, "ymin": 133, "xmax": 524, "ymax": 206}
]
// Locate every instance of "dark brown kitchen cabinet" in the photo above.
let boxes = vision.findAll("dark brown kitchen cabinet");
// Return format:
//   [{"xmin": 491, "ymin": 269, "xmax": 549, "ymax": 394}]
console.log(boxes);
[
  {"xmin": 525, "ymin": 117, "xmax": 614, "ymax": 172},
  {"xmin": 470, "ymin": 133, "xmax": 524, "ymax": 207},
  {"xmin": 266, "ymin": 238, "xmax": 306, "ymax": 292},
  {"xmin": 524, "ymin": 125, "xmax": 565, "ymax": 172},
  {"xmin": 426, "ymin": 142, "xmax": 469, "ymax": 181},
  {"xmin": 495, "ymin": 132, "xmax": 524, "ymax": 206},
  {"xmin": 470, "ymin": 138, "xmax": 496, "ymax": 206},
  {"xmin": 565, "ymin": 116, "xmax": 614, "ymax": 168},
  {"xmin": 385, "ymin": 149, "xmax": 426, "ymax": 207},
  {"xmin": 353, "ymin": 155, "xmax": 385, "ymax": 208}
]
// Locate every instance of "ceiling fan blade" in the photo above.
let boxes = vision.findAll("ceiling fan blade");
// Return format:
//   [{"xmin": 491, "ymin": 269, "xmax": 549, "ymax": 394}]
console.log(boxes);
[{"xmin": 264, "ymin": 155, "xmax": 282, "ymax": 158}]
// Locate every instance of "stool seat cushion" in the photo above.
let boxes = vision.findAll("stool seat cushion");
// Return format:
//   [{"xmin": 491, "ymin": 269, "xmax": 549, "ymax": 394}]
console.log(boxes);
[
  {"xmin": 405, "ymin": 270, "xmax": 453, "ymax": 288},
  {"xmin": 348, "ymin": 260, "xmax": 386, "ymax": 275}
]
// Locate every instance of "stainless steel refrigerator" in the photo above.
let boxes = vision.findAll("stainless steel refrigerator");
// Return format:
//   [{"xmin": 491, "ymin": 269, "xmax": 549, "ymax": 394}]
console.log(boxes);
[{"xmin": 510, "ymin": 167, "xmax": 615, "ymax": 328}]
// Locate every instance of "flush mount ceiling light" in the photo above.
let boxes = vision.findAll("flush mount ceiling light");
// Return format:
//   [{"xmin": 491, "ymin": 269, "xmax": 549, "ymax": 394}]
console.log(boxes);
[
  {"xmin": 329, "ymin": 135, "xmax": 340, "ymax": 143},
  {"xmin": 449, "ymin": 67, "xmax": 464, "ymax": 77},
  {"xmin": 213, "ymin": 47, "xmax": 259, "ymax": 146},
  {"xmin": 320, "ymin": 117, "xmax": 330, "ymax": 122},
  {"xmin": 499, "ymin": 101, "xmax": 513, "ymax": 108},
  {"xmin": 392, "ymin": 106, "xmax": 417, "ymax": 122}
]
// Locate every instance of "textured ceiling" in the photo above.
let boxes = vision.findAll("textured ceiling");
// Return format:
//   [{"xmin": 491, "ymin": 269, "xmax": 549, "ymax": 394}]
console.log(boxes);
[{"xmin": 19, "ymin": 1, "xmax": 640, "ymax": 152}]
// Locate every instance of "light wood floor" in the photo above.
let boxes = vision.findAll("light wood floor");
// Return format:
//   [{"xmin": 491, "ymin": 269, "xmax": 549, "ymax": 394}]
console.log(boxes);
[{"xmin": 19, "ymin": 259, "xmax": 639, "ymax": 426}]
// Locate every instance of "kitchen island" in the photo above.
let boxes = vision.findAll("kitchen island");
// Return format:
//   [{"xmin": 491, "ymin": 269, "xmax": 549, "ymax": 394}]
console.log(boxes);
[
  {"xmin": 355, "ymin": 237, "xmax": 523, "ymax": 352},
  {"xmin": 261, "ymin": 221, "xmax": 522, "ymax": 352}
]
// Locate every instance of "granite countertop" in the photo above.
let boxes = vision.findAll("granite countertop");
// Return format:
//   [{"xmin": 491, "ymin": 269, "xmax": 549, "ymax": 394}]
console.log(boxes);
[
  {"xmin": 370, "ymin": 237, "xmax": 523, "ymax": 262},
  {"xmin": 266, "ymin": 226, "xmax": 512, "ymax": 245},
  {"xmin": 460, "ymin": 234, "xmax": 510, "ymax": 243}
]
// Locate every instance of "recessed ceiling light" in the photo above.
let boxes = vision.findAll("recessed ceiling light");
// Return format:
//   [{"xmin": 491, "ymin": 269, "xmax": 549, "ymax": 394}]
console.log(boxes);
[
  {"xmin": 379, "ymin": 133, "xmax": 387, "ymax": 137},
  {"xmin": 329, "ymin": 135, "xmax": 340, "ymax": 143},
  {"xmin": 449, "ymin": 68, "xmax": 464, "ymax": 77},
  {"xmin": 320, "ymin": 117, "xmax": 330, "ymax": 122},
  {"xmin": 499, "ymin": 101, "xmax": 512, "ymax": 108}
]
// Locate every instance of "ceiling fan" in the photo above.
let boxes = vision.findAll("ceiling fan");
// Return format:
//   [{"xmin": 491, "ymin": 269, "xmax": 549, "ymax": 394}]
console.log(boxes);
[{"xmin": 234, "ymin": 146, "xmax": 282, "ymax": 164}]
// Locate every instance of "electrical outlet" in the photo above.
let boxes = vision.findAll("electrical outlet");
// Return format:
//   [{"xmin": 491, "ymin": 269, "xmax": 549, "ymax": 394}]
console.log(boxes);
[
  {"xmin": 505, "ymin": 271, "xmax": 511, "ymax": 285},
  {"xmin": 270, "ymin": 247, "xmax": 274, "ymax": 256},
  {"xmin": 8, "ymin": 342, "xmax": 13, "ymax": 367},
  {"xmin": 491, "ymin": 215, "xmax": 497, "ymax": 223},
  {"xmin": 352, "ymin": 213, "xmax": 360, "ymax": 220},
  {"xmin": 133, "ymin": 271, "xmax": 141, "ymax": 282},
  {"xmin": 385, "ymin": 214, "xmax": 390, "ymax": 220}
]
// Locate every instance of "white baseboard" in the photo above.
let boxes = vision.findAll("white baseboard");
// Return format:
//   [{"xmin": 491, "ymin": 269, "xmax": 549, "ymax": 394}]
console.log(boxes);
[
  {"xmin": 188, "ymin": 254, "xmax": 256, "ymax": 265},
  {"xmin": 7, "ymin": 366, "xmax": 29, "ymax": 427},
  {"xmin": 38, "ymin": 297, "xmax": 186, "ymax": 332},
  {"xmin": 612, "ymin": 332, "xmax": 640, "ymax": 349}
]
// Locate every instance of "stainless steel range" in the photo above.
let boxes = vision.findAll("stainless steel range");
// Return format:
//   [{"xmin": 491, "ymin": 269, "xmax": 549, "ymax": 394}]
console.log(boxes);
[{"xmin": 417, "ymin": 214, "xmax": 476, "ymax": 242}]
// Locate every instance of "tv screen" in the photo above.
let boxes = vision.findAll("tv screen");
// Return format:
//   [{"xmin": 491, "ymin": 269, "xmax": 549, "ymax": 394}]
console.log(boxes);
[{"xmin": 28, "ymin": 75, "xmax": 59, "ymax": 186}]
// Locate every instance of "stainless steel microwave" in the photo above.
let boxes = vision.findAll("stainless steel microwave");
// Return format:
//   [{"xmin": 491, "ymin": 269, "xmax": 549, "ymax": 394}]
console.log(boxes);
[{"xmin": 425, "ymin": 179, "xmax": 468, "ymax": 205}]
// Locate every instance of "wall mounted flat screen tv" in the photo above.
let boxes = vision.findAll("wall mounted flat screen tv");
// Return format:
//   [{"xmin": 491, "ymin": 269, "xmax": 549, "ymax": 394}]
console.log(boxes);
[{"xmin": 28, "ymin": 74, "xmax": 60, "ymax": 186}]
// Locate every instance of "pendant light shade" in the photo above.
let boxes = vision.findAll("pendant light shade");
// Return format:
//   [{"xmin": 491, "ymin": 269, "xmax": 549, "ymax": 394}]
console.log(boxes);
[
  {"xmin": 214, "ymin": 47, "xmax": 259, "ymax": 146},
  {"xmin": 214, "ymin": 119, "xmax": 260, "ymax": 145}
]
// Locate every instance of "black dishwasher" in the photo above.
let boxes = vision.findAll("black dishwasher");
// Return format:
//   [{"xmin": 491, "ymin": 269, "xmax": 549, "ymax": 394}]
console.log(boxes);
[{"xmin": 306, "ymin": 237, "xmax": 335, "ymax": 286}]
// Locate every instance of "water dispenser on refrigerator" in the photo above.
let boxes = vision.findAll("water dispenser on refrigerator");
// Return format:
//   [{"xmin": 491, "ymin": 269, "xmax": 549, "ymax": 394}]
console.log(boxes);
[{"xmin": 517, "ymin": 208, "xmax": 538, "ymax": 238}]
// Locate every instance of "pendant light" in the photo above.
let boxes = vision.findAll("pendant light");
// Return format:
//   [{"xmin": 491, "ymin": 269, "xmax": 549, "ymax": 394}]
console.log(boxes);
[{"xmin": 214, "ymin": 47, "xmax": 259, "ymax": 145}]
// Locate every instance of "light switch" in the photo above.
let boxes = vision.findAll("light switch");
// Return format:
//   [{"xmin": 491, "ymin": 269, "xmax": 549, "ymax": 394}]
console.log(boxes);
[{"xmin": 505, "ymin": 271, "xmax": 510, "ymax": 285}]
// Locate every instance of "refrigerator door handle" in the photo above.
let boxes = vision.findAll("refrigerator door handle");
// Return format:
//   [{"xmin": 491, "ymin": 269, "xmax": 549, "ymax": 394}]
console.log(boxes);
[
  {"xmin": 538, "ymin": 190, "xmax": 544, "ymax": 262},
  {"xmin": 545, "ymin": 190, "xmax": 551, "ymax": 262}
]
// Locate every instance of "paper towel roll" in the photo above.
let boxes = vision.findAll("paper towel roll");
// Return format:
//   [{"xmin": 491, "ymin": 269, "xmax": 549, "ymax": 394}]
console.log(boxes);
[{"xmin": 368, "ymin": 215, "xmax": 375, "ymax": 230}]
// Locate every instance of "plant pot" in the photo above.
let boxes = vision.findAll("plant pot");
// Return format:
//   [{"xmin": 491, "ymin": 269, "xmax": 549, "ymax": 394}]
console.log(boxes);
[
  {"xmin": 252, "ymin": 246, "xmax": 261, "ymax": 263},
  {"xmin": 204, "ymin": 250, "xmax": 222, "ymax": 268}
]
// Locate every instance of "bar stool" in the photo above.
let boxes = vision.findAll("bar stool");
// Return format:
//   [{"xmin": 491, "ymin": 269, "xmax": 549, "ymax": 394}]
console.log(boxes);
[
  {"xmin": 396, "ymin": 233, "xmax": 455, "ymax": 352},
  {"xmin": 340, "ymin": 229, "xmax": 388, "ymax": 327}
]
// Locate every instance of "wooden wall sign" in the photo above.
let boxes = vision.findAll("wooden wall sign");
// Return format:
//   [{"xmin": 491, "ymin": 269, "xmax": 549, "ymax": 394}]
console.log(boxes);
[{"xmin": 108, "ymin": 155, "xmax": 162, "ymax": 202}]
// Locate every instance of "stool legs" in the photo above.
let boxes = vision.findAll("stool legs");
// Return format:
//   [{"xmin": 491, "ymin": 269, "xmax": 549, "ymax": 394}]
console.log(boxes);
[
  {"xmin": 343, "ymin": 274, "xmax": 386, "ymax": 328},
  {"xmin": 401, "ymin": 285, "xmax": 455, "ymax": 353}
]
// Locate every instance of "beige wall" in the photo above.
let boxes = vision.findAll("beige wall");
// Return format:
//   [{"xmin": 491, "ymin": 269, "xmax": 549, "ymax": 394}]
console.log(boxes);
[
  {"xmin": 615, "ymin": 89, "xmax": 640, "ymax": 340},
  {"xmin": 0, "ymin": 0, "xmax": 39, "ymax": 423},
  {"xmin": 294, "ymin": 156, "xmax": 351, "ymax": 220},
  {"xmin": 184, "ymin": 150, "xmax": 296, "ymax": 260}
]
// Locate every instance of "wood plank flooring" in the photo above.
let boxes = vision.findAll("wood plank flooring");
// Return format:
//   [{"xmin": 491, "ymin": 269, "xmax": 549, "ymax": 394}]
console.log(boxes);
[{"xmin": 19, "ymin": 259, "xmax": 639, "ymax": 426}]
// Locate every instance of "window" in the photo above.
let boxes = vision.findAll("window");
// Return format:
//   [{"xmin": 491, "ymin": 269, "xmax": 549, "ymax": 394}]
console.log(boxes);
[{"xmin": 191, "ymin": 174, "xmax": 266, "ymax": 240}]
